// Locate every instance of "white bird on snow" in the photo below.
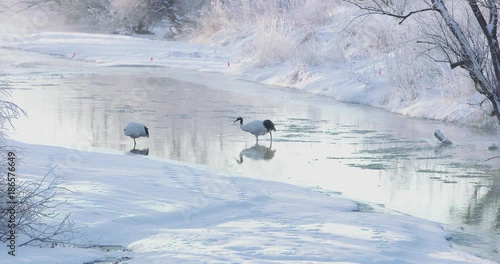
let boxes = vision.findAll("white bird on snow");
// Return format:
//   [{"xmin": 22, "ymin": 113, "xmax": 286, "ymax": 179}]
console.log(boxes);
[
  {"xmin": 124, "ymin": 121, "xmax": 149, "ymax": 148},
  {"xmin": 234, "ymin": 117, "xmax": 276, "ymax": 143}
]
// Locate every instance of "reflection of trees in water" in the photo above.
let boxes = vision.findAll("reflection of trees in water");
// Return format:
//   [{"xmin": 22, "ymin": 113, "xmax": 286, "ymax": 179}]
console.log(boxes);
[
  {"xmin": 460, "ymin": 170, "xmax": 500, "ymax": 231},
  {"xmin": 362, "ymin": 131, "xmax": 500, "ymax": 233}
]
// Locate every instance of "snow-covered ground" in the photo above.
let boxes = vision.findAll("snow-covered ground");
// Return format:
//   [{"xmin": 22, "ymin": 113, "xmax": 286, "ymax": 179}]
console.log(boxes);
[
  {"xmin": 0, "ymin": 31, "xmax": 498, "ymax": 263},
  {"xmin": 3, "ymin": 139, "xmax": 495, "ymax": 264}
]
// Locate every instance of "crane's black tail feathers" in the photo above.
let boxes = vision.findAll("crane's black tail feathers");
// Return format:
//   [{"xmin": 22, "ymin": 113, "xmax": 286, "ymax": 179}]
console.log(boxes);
[
  {"xmin": 263, "ymin": 120, "xmax": 276, "ymax": 132},
  {"xmin": 145, "ymin": 126, "xmax": 150, "ymax": 138}
]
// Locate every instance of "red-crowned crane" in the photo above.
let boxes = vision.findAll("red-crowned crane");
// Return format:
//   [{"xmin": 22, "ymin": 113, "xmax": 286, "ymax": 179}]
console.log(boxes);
[
  {"xmin": 234, "ymin": 117, "xmax": 276, "ymax": 143},
  {"xmin": 124, "ymin": 121, "xmax": 149, "ymax": 148}
]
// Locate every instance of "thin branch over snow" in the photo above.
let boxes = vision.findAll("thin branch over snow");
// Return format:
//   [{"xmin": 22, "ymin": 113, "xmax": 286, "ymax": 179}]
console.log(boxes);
[{"xmin": 0, "ymin": 162, "xmax": 84, "ymax": 247}]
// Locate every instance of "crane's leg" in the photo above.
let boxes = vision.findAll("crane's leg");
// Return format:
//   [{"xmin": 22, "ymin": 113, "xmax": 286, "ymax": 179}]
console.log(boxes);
[
  {"xmin": 269, "ymin": 132, "xmax": 273, "ymax": 142},
  {"xmin": 133, "ymin": 138, "xmax": 137, "ymax": 149},
  {"xmin": 255, "ymin": 135, "xmax": 259, "ymax": 144}
]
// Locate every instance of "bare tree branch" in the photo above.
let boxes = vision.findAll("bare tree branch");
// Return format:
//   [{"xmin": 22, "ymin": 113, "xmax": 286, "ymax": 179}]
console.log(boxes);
[
  {"xmin": 1, "ymin": 170, "xmax": 85, "ymax": 247},
  {"xmin": 344, "ymin": 0, "xmax": 500, "ymax": 124},
  {"xmin": 344, "ymin": 0, "xmax": 437, "ymax": 24},
  {"xmin": 484, "ymin": 155, "xmax": 500, "ymax": 162}
]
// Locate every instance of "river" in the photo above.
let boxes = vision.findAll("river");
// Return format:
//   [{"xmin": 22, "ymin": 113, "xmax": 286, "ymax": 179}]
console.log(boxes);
[{"xmin": 3, "ymin": 48, "xmax": 500, "ymax": 261}]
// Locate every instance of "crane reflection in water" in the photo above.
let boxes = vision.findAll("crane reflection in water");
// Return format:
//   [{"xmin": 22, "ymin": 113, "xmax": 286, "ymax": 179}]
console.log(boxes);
[{"xmin": 236, "ymin": 143, "xmax": 276, "ymax": 164}]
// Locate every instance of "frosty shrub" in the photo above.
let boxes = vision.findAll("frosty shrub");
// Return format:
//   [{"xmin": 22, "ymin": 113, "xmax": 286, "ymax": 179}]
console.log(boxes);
[
  {"xmin": 193, "ymin": 0, "xmax": 343, "ymax": 67},
  {"xmin": 0, "ymin": 82, "xmax": 25, "ymax": 136},
  {"xmin": 251, "ymin": 14, "xmax": 294, "ymax": 67},
  {"xmin": 384, "ymin": 48, "xmax": 444, "ymax": 105},
  {"xmin": 193, "ymin": 0, "xmax": 233, "ymax": 42},
  {"xmin": 0, "ymin": 81, "xmax": 81, "ymax": 247}
]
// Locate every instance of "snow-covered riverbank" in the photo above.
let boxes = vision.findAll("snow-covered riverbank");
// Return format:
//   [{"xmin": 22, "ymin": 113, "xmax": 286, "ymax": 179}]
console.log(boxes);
[
  {"xmin": 2, "ymin": 139, "xmax": 494, "ymax": 263},
  {"xmin": 9, "ymin": 31, "xmax": 494, "ymax": 131}
]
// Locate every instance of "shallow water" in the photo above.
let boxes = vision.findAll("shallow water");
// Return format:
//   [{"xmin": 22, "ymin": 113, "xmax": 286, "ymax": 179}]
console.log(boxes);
[{"xmin": 3, "ymin": 50, "xmax": 500, "ymax": 260}]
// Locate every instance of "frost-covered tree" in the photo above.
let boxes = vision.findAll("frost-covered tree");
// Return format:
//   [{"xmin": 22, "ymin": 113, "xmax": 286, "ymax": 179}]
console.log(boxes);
[
  {"xmin": 15, "ymin": 0, "xmax": 111, "ymax": 26},
  {"xmin": 109, "ymin": 0, "xmax": 178, "ymax": 34},
  {"xmin": 108, "ymin": 0, "xmax": 207, "ymax": 35},
  {"xmin": 346, "ymin": 0, "xmax": 500, "ymax": 125},
  {"xmin": 16, "ymin": 0, "xmax": 203, "ymax": 37}
]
